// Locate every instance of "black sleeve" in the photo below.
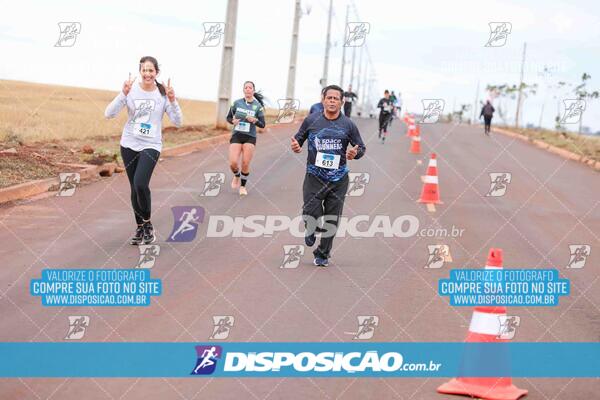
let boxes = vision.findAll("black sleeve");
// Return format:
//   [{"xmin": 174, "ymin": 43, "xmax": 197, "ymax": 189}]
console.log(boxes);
[
  {"xmin": 293, "ymin": 116, "xmax": 311, "ymax": 147},
  {"xmin": 226, "ymin": 104, "xmax": 235, "ymax": 124},
  {"xmin": 377, "ymin": 98, "xmax": 383, "ymax": 109},
  {"xmin": 479, "ymin": 107, "xmax": 484, "ymax": 118},
  {"xmin": 256, "ymin": 113, "xmax": 266, "ymax": 128},
  {"xmin": 349, "ymin": 122, "xmax": 366, "ymax": 160}
]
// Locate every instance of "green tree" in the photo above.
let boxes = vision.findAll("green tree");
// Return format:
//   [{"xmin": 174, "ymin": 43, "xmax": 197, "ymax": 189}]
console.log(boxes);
[
  {"xmin": 486, "ymin": 83, "xmax": 537, "ymax": 126},
  {"xmin": 453, "ymin": 104, "xmax": 471, "ymax": 123},
  {"xmin": 572, "ymin": 73, "xmax": 599, "ymax": 133}
]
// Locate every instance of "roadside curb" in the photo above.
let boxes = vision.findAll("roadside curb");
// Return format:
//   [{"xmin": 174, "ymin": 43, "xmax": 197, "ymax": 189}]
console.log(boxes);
[
  {"xmin": 491, "ymin": 127, "xmax": 599, "ymax": 171},
  {"xmin": 161, "ymin": 119, "xmax": 300, "ymax": 158},
  {"xmin": 0, "ymin": 178, "xmax": 57, "ymax": 205},
  {"xmin": 161, "ymin": 133, "xmax": 230, "ymax": 158},
  {"xmin": 0, "ymin": 162, "xmax": 119, "ymax": 205}
]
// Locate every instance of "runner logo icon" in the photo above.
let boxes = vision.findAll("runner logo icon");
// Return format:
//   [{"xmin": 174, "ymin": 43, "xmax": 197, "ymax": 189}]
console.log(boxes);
[
  {"xmin": 167, "ymin": 206, "xmax": 205, "ymax": 242},
  {"xmin": 191, "ymin": 345, "xmax": 222, "ymax": 375}
]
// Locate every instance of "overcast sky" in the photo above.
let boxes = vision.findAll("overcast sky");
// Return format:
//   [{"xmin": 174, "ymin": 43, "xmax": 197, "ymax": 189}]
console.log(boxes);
[{"xmin": 1, "ymin": 0, "xmax": 599, "ymax": 131}]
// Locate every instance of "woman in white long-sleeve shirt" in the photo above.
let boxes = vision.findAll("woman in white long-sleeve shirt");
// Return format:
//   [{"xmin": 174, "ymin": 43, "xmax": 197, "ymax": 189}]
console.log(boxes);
[{"xmin": 105, "ymin": 56, "xmax": 183, "ymax": 245}]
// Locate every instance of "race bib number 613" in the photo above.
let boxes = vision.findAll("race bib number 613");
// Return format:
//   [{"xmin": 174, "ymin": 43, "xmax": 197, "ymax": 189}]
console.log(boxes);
[{"xmin": 315, "ymin": 152, "xmax": 340, "ymax": 169}]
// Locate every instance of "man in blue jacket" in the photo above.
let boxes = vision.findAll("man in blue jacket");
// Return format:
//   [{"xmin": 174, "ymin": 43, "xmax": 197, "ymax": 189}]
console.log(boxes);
[{"xmin": 309, "ymin": 101, "xmax": 324, "ymax": 114}]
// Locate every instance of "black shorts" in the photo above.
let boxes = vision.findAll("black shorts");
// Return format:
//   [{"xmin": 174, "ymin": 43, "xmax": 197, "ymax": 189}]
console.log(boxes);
[{"xmin": 230, "ymin": 133, "xmax": 256, "ymax": 145}]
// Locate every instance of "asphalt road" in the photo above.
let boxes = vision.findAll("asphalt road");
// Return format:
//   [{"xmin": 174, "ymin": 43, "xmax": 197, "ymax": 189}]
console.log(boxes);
[{"xmin": 1, "ymin": 117, "xmax": 598, "ymax": 399}]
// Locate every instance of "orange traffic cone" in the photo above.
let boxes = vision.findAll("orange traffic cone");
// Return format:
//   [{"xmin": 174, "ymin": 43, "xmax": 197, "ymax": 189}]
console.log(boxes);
[
  {"xmin": 425, "ymin": 152, "xmax": 437, "ymax": 176},
  {"xmin": 410, "ymin": 134, "xmax": 421, "ymax": 154},
  {"xmin": 437, "ymin": 248, "xmax": 528, "ymax": 400},
  {"xmin": 408, "ymin": 124, "xmax": 420, "ymax": 137},
  {"xmin": 418, "ymin": 153, "xmax": 442, "ymax": 204},
  {"xmin": 407, "ymin": 123, "xmax": 416, "ymax": 137}
]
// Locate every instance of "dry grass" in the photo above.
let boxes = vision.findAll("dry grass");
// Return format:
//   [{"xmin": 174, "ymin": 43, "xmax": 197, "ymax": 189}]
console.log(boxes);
[
  {"xmin": 506, "ymin": 127, "xmax": 600, "ymax": 162},
  {"xmin": 0, "ymin": 79, "xmax": 291, "ymax": 144},
  {"xmin": 0, "ymin": 79, "xmax": 223, "ymax": 143}
]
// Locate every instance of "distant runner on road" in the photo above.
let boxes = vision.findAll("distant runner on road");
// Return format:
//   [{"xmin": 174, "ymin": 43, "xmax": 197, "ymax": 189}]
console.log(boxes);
[
  {"xmin": 395, "ymin": 91, "xmax": 403, "ymax": 116},
  {"xmin": 309, "ymin": 101, "xmax": 324, "ymax": 115},
  {"xmin": 377, "ymin": 90, "xmax": 393, "ymax": 144},
  {"xmin": 480, "ymin": 100, "xmax": 495, "ymax": 135},
  {"xmin": 389, "ymin": 91, "xmax": 397, "ymax": 127},
  {"xmin": 343, "ymin": 85, "xmax": 358, "ymax": 117}
]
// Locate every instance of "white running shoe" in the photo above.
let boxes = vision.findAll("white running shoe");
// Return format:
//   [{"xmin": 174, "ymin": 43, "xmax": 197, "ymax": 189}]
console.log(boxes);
[
  {"xmin": 231, "ymin": 176, "xmax": 240, "ymax": 189},
  {"xmin": 239, "ymin": 186, "xmax": 248, "ymax": 196}
]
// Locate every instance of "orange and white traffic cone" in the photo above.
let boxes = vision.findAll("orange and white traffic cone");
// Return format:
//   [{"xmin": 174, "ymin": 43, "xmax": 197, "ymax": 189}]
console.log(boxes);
[
  {"xmin": 418, "ymin": 153, "xmax": 442, "ymax": 206},
  {"xmin": 410, "ymin": 134, "xmax": 421, "ymax": 154},
  {"xmin": 407, "ymin": 123, "xmax": 416, "ymax": 137},
  {"xmin": 437, "ymin": 248, "xmax": 528, "ymax": 400},
  {"xmin": 424, "ymin": 152, "xmax": 437, "ymax": 176}
]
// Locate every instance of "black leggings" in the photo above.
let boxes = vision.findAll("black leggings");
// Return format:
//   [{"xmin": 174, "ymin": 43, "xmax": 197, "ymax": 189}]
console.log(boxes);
[
  {"xmin": 343, "ymin": 102, "xmax": 353, "ymax": 117},
  {"xmin": 379, "ymin": 112, "xmax": 391, "ymax": 132},
  {"xmin": 484, "ymin": 116, "xmax": 492, "ymax": 132},
  {"xmin": 302, "ymin": 173, "xmax": 349, "ymax": 259},
  {"xmin": 120, "ymin": 146, "xmax": 160, "ymax": 225}
]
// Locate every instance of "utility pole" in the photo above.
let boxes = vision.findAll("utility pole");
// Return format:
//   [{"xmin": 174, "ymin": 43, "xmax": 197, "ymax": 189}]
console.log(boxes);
[
  {"xmin": 538, "ymin": 66, "xmax": 552, "ymax": 130},
  {"xmin": 339, "ymin": 4, "xmax": 350, "ymax": 87},
  {"xmin": 356, "ymin": 46, "xmax": 363, "ymax": 103},
  {"xmin": 515, "ymin": 42, "xmax": 527, "ymax": 128},
  {"xmin": 451, "ymin": 97, "xmax": 456, "ymax": 121},
  {"xmin": 349, "ymin": 46, "xmax": 356, "ymax": 87},
  {"xmin": 320, "ymin": 0, "xmax": 333, "ymax": 88},
  {"xmin": 472, "ymin": 80, "xmax": 480, "ymax": 124},
  {"xmin": 361, "ymin": 60, "xmax": 369, "ymax": 112},
  {"xmin": 286, "ymin": 0, "xmax": 302, "ymax": 99},
  {"xmin": 216, "ymin": 0, "xmax": 239, "ymax": 129},
  {"xmin": 362, "ymin": 48, "xmax": 369, "ymax": 92},
  {"xmin": 366, "ymin": 76, "xmax": 375, "ymax": 116}
]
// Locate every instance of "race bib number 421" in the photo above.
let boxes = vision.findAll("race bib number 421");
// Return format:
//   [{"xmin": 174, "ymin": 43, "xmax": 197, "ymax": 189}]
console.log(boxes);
[
  {"xmin": 133, "ymin": 123, "xmax": 156, "ymax": 138},
  {"xmin": 315, "ymin": 152, "xmax": 341, "ymax": 169}
]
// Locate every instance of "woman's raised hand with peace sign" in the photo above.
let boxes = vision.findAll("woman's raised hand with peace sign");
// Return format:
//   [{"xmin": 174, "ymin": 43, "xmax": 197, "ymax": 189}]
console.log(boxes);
[
  {"xmin": 163, "ymin": 78, "xmax": 176, "ymax": 102},
  {"xmin": 122, "ymin": 73, "xmax": 136, "ymax": 96}
]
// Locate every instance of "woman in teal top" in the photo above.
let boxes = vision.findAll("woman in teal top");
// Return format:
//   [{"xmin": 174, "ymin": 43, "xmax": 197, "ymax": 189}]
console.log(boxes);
[{"xmin": 226, "ymin": 81, "xmax": 266, "ymax": 196}]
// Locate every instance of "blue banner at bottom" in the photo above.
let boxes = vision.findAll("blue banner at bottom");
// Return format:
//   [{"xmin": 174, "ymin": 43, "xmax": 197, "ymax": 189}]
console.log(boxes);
[{"xmin": 0, "ymin": 343, "xmax": 598, "ymax": 378}]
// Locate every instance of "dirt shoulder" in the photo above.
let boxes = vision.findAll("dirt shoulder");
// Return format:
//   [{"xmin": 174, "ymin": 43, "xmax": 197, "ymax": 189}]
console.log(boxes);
[
  {"xmin": 496, "ymin": 126, "xmax": 600, "ymax": 163},
  {"xmin": 0, "ymin": 125, "xmax": 227, "ymax": 188}
]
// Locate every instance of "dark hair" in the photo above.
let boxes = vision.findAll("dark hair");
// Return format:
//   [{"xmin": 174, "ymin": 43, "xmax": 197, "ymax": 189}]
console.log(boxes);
[
  {"xmin": 243, "ymin": 80, "xmax": 265, "ymax": 107},
  {"xmin": 321, "ymin": 84, "xmax": 344, "ymax": 100},
  {"xmin": 384, "ymin": 90, "xmax": 390, "ymax": 94},
  {"xmin": 139, "ymin": 56, "xmax": 166, "ymax": 96}
]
